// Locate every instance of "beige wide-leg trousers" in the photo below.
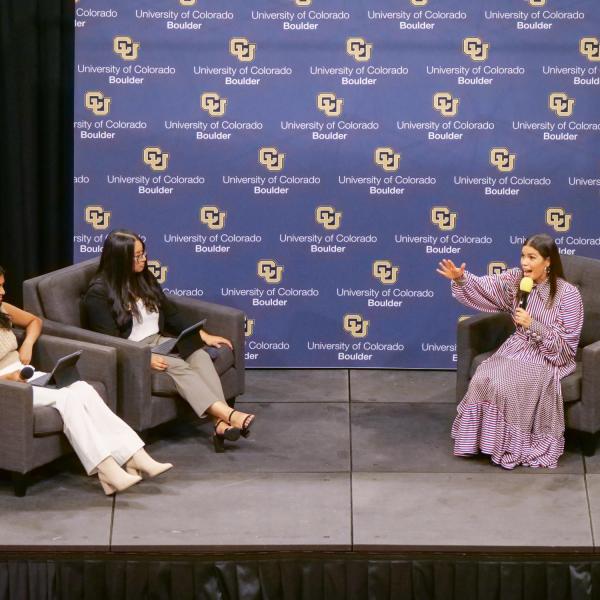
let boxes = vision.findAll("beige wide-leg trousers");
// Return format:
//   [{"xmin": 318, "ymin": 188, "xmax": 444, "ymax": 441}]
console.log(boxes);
[
  {"xmin": 33, "ymin": 380, "xmax": 144, "ymax": 475},
  {"xmin": 141, "ymin": 334, "xmax": 226, "ymax": 417}
]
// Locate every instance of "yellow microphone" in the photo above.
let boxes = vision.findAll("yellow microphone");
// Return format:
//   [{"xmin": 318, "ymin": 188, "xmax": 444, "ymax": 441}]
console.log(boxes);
[{"xmin": 519, "ymin": 276, "xmax": 534, "ymax": 309}]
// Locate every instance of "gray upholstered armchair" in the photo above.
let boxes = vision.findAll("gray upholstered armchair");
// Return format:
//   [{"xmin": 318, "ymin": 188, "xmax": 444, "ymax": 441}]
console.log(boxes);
[
  {"xmin": 23, "ymin": 258, "xmax": 245, "ymax": 432},
  {"xmin": 456, "ymin": 254, "xmax": 600, "ymax": 455},
  {"xmin": 0, "ymin": 334, "xmax": 116, "ymax": 496}
]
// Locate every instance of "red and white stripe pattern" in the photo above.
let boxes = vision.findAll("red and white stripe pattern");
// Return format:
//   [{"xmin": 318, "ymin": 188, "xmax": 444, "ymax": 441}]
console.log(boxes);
[{"xmin": 450, "ymin": 268, "xmax": 583, "ymax": 469}]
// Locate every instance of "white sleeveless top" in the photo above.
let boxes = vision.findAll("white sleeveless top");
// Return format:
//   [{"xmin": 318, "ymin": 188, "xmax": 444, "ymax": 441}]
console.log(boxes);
[{"xmin": 0, "ymin": 308, "xmax": 19, "ymax": 371}]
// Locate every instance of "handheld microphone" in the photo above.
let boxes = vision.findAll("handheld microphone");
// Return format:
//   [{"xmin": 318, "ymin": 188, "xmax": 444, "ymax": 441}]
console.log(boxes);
[
  {"xmin": 518, "ymin": 276, "xmax": 534, "ymax": 309},
  {"xmin": 19, "ymin": 366, "xmax": 35, "ymax": 380}
]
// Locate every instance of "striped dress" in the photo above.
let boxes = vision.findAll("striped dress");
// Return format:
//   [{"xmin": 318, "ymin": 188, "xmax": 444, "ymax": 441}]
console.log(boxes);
[{"xmin": 451, "ymin": 268, "xmax": 583, "ymax": 469}]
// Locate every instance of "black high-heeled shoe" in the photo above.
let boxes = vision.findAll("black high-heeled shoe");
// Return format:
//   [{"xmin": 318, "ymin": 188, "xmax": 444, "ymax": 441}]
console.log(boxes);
[
  {"xmin": 229, "ymin": 409, "xmax": 256, "ymax": 439},
  {"xmin": 212, "ymin": 419, "xmax": 241, "ymax": 453}
]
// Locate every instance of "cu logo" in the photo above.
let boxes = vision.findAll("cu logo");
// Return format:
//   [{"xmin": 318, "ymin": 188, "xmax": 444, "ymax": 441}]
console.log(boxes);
[
  {"xmin": 529, "ymin": 0, "xmax": 545, "ymax": 6},
  {"xmin": 315, "ymin": 206, "xmax": 342, "ymax": 230},
  {"xmin": 113, "ymin": 36, "xmax": 140, "ymax": 61},
  {"xmin": 343, "ymin": 314, "xmax": 369, "ymax": 338},
  {"xmin": 201, "ymin": 93, "xmax": 227, "ymax": 117},
  {"xmin": 180, "ymin": 0, "xmax": 196, "ymax": 5},
  {"xmin": 257, "ymin": 260, "xmax": 284, "ymax": 284},
  {"xmin": 549, "ymin": 93, "xmax": 575, "ymax": 118},
  {"xmin": 245, "ymin": 317, "xmax": 255, "ymax": 337},
  {"xmin": 346, "ymin": 37, "xmax": 373, "ymax": 62},
  {"xmin": 147, "ymin": 261, "xmax": 168, "ymax": 284},
  {"xmin": 463, "ymin": 37, "xmax": 489, "ymax": 62},
  {"xmin": 433, "ymin": 92, "xmax": 459, "ymax": 117},
  {"xmin": 374, "ymin": 147, "xmax": 401, "ymax": 172},
  {"xmin": 372, "ymin": 260, "xmax": 399, "ymax": 285},
  {"xmin": 229, "ymin": 37, "xmax": 256, "ymax": 62},
  {"xmin": 546, "ymin": 207, "xmax": 572, "ymax": 232},
  {"xmin": 295, "ymin": 0, "xmax": 311, "ymax": 5},
  {"xmin": 431, "ymin": 206, "xmax": 457, "ymax": 231},
  {"xmin": 490, "ymin": 147, "xmax": 516, "ymax": 173},
  {"xmin": 412, "ymin": 0, "xmax": 428, "ymax": 5},
  {"xmin": 143, "ymin": 147, "xmax": 169, "ymax": 171},
  {"xmin": 199, "ymin": 206, "xmax": 226, "ymax": 230},
  {"xmin": 84, "ymin": 205, "xmax": 111, "ymax": 230},
  {"xmin": 85, "ymin": 91, "xmax": 111, "ymax": 116},
  {"xmin": 487, "ymin": 262, "xmax": 508, "ymax": 276},
  {"xmin": 580, "ymin": 37, "xmax": 600, "ymax": 62},
  {"xmin": 259, "ymin": 147, "xmax": 285, "ymax": 172},
  {"xmin": 317, "ymin": 93, "xmax": 344, "ymax": 117}
]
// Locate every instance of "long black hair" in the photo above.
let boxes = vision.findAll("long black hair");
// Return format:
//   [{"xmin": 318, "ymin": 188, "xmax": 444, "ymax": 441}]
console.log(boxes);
[
  {"xmin": 0, "ymin": 265, "xmax": 11, "ymax": 329},
  {"xmin": 519, "ymin": 233, "xmax": 564, "ymax": 305},
  {"xmin": 94, "ymin": 229, "xmax": 163, "ymax": 327}
]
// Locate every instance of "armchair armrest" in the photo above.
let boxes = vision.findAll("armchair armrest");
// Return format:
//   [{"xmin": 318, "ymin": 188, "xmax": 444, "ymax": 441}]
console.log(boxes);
[
  {"xmin": 39, "ymin": 319, "xmax": 152, "ymax": 430},
  {"xmin": 456, "ymin": 312, "xmax": 514, "ymax": 401},
  {"xmin": 168, "ymin": 295, "xmax": 245, "ymax": 391},
  {"xmin": 32, "ymin": 335, "xmax": 118, "ymax": 412},
  {"xmin": 0, "ymin": 381, "xmax": 34, "ymax": 473},
  {"xmin": 570, "ymin": 340, "xmax": 600, "ymax": 434}
]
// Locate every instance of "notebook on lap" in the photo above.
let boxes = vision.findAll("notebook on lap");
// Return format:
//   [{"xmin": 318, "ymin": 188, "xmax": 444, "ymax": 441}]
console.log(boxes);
[
  {"xmin": 30, "ymin": 351, "xmax": 82, "ymax": 389},
  {"xmin": 151, "ymin": 319, "xmax": 206, "ymax": 359}
]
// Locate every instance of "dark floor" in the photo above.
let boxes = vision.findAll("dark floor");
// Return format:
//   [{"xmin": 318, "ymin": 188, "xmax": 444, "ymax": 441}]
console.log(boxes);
[{"xmin": 0, "ymin": 370, "xmax": 597, "ymax": 551}]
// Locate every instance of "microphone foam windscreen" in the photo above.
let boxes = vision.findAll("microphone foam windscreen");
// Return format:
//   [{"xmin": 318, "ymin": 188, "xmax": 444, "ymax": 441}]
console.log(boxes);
[
  {"xmin": 19, "ymin": 365, "xmax": 35, "ymax": 380},
  {"xmin": 519, "ymin": 276, "xmax": 534, "ymax": 293}
]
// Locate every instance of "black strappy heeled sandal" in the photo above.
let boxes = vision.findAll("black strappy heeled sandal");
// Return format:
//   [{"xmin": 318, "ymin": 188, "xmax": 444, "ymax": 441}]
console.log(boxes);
[
  {"xmin": 229, "ymin": 409, "xmax": 256, "ymax": 439},
  {"xmin": 212, "ymin": 419, "xmax": 241, "ymax": 453}
]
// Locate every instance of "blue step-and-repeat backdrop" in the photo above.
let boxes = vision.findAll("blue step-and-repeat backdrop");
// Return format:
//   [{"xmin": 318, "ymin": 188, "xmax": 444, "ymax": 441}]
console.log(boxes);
[{"xmin": 74, "ymin": 0, "xmax": 600, "ymax": 368}]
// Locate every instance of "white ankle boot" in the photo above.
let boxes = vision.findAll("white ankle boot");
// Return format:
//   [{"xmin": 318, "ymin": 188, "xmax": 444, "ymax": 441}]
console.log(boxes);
[
  {"xmin": 125, "ymin": 449, "xmax": 173, "ymax": 479},
  {"xmin": 97, "ymin": 457, "xmax": 141, "ymax": 495}
]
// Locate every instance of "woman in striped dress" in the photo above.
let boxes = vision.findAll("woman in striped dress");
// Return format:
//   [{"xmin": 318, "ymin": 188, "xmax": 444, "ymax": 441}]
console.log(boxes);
[{"xmin": 437, "ymin": 234, "xmax": 583, "ymax": 469}]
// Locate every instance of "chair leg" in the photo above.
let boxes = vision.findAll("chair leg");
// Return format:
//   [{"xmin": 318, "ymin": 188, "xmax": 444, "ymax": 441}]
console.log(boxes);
[
  {"xmin": 579, "ymin": 431, "xmax": 600, "ymax": 457},
  {"xmin": 11, "ymin": 473, "xmax": 28, "ymax": 497},
  {"xmin": 226, "ymin": 396, "xmax": 237, "ymax": 409}
]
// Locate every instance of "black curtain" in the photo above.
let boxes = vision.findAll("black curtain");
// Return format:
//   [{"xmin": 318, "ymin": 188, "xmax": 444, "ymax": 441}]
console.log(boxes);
[
  {"xmin": 0, "ymin": 554, "xmax": 596, "ymax": 600},
  {"xmin": 0, "ymin": 0, "xmax": 73, "ymax": 306}
]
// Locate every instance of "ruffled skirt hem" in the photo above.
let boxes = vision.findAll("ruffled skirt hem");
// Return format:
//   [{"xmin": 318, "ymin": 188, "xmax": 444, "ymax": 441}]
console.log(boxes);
[{"xmin": 451, "ymin": 399, "xmax": 564, "ymax": 470}]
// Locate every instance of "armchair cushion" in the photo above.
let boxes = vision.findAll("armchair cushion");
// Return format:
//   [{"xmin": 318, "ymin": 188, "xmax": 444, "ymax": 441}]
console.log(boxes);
[{"xmin": 33, "ymin": 407, "xmax": 62, "ymax": 436}]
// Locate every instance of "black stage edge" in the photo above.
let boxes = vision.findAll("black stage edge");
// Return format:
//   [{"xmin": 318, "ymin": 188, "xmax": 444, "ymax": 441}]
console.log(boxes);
[{"xmin": 0, "ymin": 550, "xmax": 597, "ymax": 600}]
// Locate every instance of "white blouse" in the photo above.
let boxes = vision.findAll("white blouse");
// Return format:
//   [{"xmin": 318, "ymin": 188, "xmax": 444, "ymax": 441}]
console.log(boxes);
[{"xmin": 128, "ymin": 300, "xmax": 160, "ymax": 341}]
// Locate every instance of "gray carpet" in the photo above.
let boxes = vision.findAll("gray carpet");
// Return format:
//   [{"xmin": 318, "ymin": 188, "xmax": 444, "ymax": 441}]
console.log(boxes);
[{"xmin": 0, "ymin": 370, "xmax": 594, "ymax": 551}]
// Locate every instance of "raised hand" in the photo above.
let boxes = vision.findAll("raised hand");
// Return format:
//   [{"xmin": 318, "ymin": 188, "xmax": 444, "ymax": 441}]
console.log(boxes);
[{"xmin": 436, "ymin": 259, "xmax": 466, "ymax": 281}]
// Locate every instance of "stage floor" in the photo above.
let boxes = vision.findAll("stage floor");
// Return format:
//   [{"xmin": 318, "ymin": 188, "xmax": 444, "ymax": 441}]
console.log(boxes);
[{"xmin": 0, "ymin": 369, "xmax": 597, "ymax": 552}]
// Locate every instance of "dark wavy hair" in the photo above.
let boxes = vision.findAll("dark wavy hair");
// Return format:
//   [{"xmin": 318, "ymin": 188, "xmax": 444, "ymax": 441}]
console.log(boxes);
[
  {"xmin": 94, "ymin": 229, "xmax": 163, "ymax": 327},
  {"xmin": 518, "ymin": 233, "xmax": 564, "ymax": 306},
  {"xmin": 0, "ymin": 265, "xmax": 11, "ymax": 329}
]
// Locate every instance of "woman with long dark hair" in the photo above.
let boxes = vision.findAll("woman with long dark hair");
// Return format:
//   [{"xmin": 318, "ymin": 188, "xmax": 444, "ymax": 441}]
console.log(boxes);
[
  {"xmin": 82, "ymin": 229, "xmax": 255, "ymax": 451},
  {"xmin": 0, "ymin": 265, "xmax": 172, "ymax": 495},
  {"xmin": 437, "ymin": 233, "xmax": 583, "ymax": 468}
]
